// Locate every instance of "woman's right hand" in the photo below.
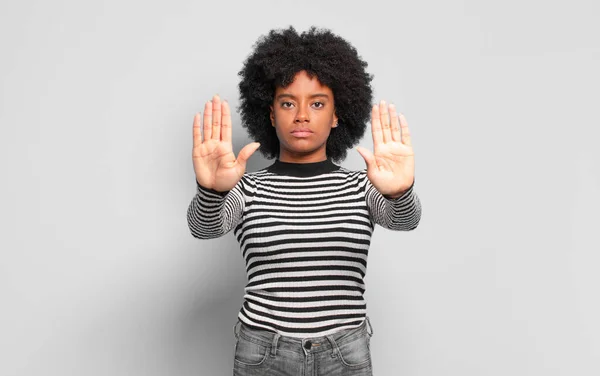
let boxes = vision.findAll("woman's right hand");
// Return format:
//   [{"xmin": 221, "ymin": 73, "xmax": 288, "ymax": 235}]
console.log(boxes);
[{"xmin": 193, "ymin": 94, "xmax": 260, "ymax": 192}]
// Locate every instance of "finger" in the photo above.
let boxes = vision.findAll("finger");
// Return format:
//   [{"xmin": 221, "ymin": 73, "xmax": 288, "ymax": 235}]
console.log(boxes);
[
  {"xmin": 356, "ymin": 146, "xmax": 377, "ymax": 171},
  {"xmin": 389, "ymin": 103, "xmax": 401, "ymax": 142},
  {"xmin": 221, "ymin": 100, "xmax": 232, "ymax": 143},
  {"xmin": 211, "ymin": 94, "xmax": 221, "ymax": 140},
  {"xmin": 193, "ymin": 112, "xmax": 202, "ymax": 147},
  {"xmin": 379, "ymin": 100, "xmax": 392, "ymax": 143},
  {"xmin": 371, "ymin": 105, "xmax": 383, "ymax": 147},
  {"xmin": 399, "ymin": 113, "xmax": 412, "ymax": 146},
  {"xmin": 203, "ymin": 101, "xmax": 212, "ymax": 141},
  {"xmin": 237, "ymin": 142, "xmax": 261, "ymax": 166}
]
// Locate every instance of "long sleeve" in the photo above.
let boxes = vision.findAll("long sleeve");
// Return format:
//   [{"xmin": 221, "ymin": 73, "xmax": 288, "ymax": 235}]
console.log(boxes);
[
  {"xmin": 364, "ymin": 175, "xmax": 422, "ymax": 231},
  {"xmin": 187, "ymin": 179, "xmax": 245, "ymax": 239}
]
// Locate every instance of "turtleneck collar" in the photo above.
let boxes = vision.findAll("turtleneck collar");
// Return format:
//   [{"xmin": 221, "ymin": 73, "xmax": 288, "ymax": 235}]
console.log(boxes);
[{"xmin": 266, "ymin": 157, "xmax": 340, "ymax": 177}]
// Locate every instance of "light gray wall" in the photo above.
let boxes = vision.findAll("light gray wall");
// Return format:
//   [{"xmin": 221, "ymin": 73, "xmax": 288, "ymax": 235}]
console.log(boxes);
[{"xmin": 1, "ymin": 0, "xmax": 598, "ymax": 375}]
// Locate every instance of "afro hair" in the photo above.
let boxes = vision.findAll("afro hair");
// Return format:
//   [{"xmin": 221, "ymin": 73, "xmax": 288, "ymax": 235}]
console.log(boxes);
[{"xmin": 236, "ymin": 25, "xmax": 374, "ymax": 163}]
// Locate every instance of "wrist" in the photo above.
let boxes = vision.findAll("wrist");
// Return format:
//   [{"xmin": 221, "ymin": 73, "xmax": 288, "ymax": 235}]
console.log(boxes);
[
  {"xmin": 385, "ymin": 179, "xmax": 415, "ymax": 199},
  {"xmin": 196, "ymin": 180, "xmax": 229, "ymax": 197},
  {"xmin": 385, "ymin": 191, "xmax": 405, "ymax": 200}
]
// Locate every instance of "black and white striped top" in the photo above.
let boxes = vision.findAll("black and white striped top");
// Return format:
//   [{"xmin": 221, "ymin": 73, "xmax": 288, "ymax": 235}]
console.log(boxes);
[{"xmin": 187, "ymin": 158, "xmax": 422, "ymax": 338}]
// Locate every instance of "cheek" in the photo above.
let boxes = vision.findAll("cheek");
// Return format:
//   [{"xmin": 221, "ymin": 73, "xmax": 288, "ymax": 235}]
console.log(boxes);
[{"xmin": 272, "ymin": 110, "xmax": 289, "ymax": 124}]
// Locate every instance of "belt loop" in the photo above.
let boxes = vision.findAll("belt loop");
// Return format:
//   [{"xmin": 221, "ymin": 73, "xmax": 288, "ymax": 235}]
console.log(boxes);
[
  {"xmin": 270, "ymin": 333, "xmax": 280, "ymax": 357},
  {"xmin": 325, "ymin": 335, "xmax": 339, "ymax": 358},
  {"xmin": 365, "ymin": 316, "xmax": 374, "ymax": 337},
  {"xmin": 233, "ymin": 320, "xmax": 241, "ymax": 340}
]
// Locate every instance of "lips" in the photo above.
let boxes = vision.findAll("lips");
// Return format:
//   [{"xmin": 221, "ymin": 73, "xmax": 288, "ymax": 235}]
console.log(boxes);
[
  {"xmin": 291, "ymin": 128, "xmax": 313, "ymax": 134},
  {"xmin": 291, "ymin": 128, "xmax": 313, "ymax": 138}
]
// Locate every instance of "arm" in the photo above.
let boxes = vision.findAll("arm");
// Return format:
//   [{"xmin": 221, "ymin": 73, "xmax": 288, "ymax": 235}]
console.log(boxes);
[
  {"xmin": 189, "ymin": 94, "xmax": 259, "ymax": 239},
  {"xmin": 365, "ymin": 176, "xmax": 421, "ymax": 231},
  {"xmin": 186, "ymin": 180, "xmax": 245, "ymax": 239},
  {"xmin": 356, "ymin": 101, "xmax": 420, "ymax": 230}
]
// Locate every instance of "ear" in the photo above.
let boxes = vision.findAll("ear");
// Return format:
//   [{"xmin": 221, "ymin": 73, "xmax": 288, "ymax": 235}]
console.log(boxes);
[
  {"xmin": 269, "ymin": 105, "xmax": 275, "ymax": 127},
  {"xmin": 332, "ymin": 112, "xmax": 339, "ymax": 128}
]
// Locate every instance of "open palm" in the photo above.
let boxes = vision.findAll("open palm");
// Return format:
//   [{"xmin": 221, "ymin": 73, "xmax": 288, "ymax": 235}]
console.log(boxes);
[
  {"xmin": 193, "ymin": 95, "xmax": 260, "ymax": 192},
  {"xmin": 356, "ymin": 100, "xmax": 415, "ymax": 199}
]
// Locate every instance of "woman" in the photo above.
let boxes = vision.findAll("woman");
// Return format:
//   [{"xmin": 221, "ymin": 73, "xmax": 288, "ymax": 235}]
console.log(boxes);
[{"xmin": 188, "ymin": 25, "xmax": 421, "ymax": 375}]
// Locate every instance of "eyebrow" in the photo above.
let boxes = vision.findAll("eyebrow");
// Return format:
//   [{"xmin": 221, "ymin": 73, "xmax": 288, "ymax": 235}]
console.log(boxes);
[{"xmin": 275, "ymin": 93, "xmax": 331, "ymax": 100}]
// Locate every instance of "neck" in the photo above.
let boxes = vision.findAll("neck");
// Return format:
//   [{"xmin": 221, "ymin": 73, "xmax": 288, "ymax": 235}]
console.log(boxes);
[
  {"xmin": 277, "ymin": 149, "xmax": 328, "ymax": 164},
  {"xmin": 267, "ymin": 157, "xmax": 340, "ymax": 177},
  {"xmin": 278, "ymin": 156, "xmax": 327, "ymax": 163}
]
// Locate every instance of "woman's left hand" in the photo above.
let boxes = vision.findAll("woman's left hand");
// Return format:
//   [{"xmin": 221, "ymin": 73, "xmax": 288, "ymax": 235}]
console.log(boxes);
[{"xmin": 356, "ymin": 100, "xmax": 415, "ymax": 199}]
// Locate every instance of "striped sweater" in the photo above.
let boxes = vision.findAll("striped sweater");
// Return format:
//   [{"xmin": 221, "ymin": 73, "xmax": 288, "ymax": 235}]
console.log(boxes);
[{"xmin": 187, "ymin": 158, "xmax": 422, "ymax": 338}]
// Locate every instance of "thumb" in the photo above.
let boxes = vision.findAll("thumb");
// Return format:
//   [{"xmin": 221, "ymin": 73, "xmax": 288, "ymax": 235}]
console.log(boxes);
[
  {"xmin": 356, "ymin": 146, "xmax": 376, "ymax": 170},
  {"xmin": 237, "ymin": 142, "xmax": 261, "ymax": 167}
]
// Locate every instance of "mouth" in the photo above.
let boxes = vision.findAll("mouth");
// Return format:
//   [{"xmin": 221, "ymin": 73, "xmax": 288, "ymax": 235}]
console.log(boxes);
[
  {"xmin": 291, "ymin": 128, "xmax": 313, "ymax": 138},
  {"xmin": 291, "ymin": 130, "xmax": 313, "ymax": 138}
]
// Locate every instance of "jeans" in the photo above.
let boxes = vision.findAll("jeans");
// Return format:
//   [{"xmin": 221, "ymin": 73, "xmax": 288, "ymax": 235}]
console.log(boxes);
[{"xmin": 232, "ymin": 317, "xmax": 374, "ymax": 376}]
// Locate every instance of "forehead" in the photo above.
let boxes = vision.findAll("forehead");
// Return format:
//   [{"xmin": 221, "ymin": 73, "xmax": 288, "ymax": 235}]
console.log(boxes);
[{"xmin": 274, "ymin": 70, "xmax": 333, "ymax": 96}]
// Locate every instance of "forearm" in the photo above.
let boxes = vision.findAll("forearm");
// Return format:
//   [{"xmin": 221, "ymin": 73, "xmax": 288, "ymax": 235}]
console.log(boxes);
[
  {"xmin": 187, "ymin": 181, "xmax": 243, "ymax": 239},
  {"xmin": 367, "ymin": 180, "xmax": 422, "ymax": 231}
]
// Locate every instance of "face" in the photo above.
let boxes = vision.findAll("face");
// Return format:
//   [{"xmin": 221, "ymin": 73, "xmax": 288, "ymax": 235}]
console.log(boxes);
[{"xmin": 269, "ymin": 70, "xmax": 338, "ymax": 163}]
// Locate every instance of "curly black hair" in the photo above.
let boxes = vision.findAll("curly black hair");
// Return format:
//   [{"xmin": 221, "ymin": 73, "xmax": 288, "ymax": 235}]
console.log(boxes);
[{"xmin": 236, "ymin": 25, "xmax": 374, "ymax": 163}]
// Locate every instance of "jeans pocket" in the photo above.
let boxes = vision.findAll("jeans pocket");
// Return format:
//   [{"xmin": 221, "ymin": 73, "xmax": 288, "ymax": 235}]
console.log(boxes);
[
  {"xmin": 233, "ymin": 334, "xmax": 271, "ymax": 367},
  {"xmin": 335, "ymin": 335, "xmax": 372, "ymax": 369}
]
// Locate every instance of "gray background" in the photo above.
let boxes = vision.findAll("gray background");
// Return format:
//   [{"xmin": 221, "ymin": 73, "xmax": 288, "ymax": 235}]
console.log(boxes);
[{"xmin": 1, "ymin": 0, "xmax": 598, "ymax": 375}]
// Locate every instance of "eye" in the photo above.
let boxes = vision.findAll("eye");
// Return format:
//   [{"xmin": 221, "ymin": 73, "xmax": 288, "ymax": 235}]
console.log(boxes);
[
  {"xmin": 313, "ymin": 102, "xmax": 324, "ymax": 108},
  {"xmin": 281, "ymin": 102, "xmax": 293, "ymax": 108}
]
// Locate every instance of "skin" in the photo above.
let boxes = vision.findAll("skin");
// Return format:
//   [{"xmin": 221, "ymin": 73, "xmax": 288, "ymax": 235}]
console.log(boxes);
[
  {"xmin": 269, "ymin": 70, "xmax": 338, "ymax": 164},
  {"xmin": 356, "ymin": 101, "xmax": 415, "ymax": 199},
  {"xmin": 192, "ymin": 95, "xmax": 261, "ymax": 193},
  {"xmin": 192, "ymin": 72, "xmax": 415, "ymax": 198}
]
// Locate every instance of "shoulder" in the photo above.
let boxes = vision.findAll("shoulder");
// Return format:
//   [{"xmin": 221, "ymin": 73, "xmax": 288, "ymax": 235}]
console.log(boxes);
[
  {"xmin": 336, "ymin": 165, "xmax": 366, "ymax": 176},
  {"xmin": 237, "ymin": 168, "xmax": 273, "ymax": 193},
  {"xmin": 243, "ymin": 167, "xmax": 271, "ymax": 181},
  {"xmin": 336, "ymin": 165, "xmax": 369, "ymax": 181}
]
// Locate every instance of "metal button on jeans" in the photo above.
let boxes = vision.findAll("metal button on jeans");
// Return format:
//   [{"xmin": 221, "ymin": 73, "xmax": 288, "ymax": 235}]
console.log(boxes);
[{"xmin": 303, "ymin": 340, "xmax": 312, "ymax": 350}]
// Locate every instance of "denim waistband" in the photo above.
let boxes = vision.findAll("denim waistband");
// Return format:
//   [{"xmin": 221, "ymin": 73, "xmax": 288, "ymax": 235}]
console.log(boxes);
[{"xmin": 233, "ymin": 317, "xmax": 374, "ymax": 357}]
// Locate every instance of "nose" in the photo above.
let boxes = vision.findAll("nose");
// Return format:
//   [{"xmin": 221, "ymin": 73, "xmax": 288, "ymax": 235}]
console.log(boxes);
[{"xmin": 295, "ymin": 105, "xmax": 309, "ymax": 123}]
